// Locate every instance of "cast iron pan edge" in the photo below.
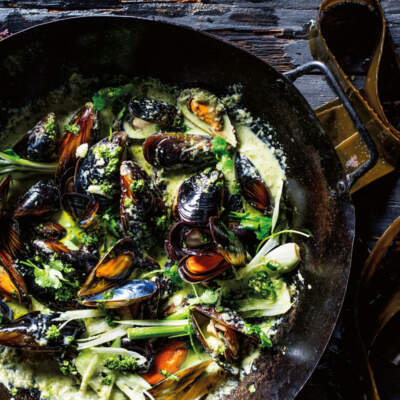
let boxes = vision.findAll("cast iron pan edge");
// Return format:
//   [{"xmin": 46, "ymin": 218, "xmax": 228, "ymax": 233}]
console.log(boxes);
[{"xmin": 0, "ymin": 16, "xmax": 355, "ymax": 400}]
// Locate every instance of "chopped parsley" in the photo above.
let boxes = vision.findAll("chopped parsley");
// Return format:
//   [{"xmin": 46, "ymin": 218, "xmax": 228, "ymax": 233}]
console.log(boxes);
[
  {"xmin": 101, "ymin": 374, "xmax": 113, "ymax": 385},
  {"xmin": 230, "ymin": 211, "xmax": 272, "ymax": 240},
  {"xmin": 243, "ymin": 324, "xmax": 272, "ymax": 348},
  {"xmin": 104, "ymin": 355, "xmax": 139, "ymax": 373},
  {"xmin": 163, "ymin": 262, "xmax": 183, "ymax": 287},
  {"xmin": 102, "ymin": 289, "xmax": 115, "ymax": 300},
  {"xmin": 60, "ymin": 360, "xmax": 78, "ymax": 376},
  {"xmin": 44, "ymin": 116, "xmax": 56, "ymax": 139},
  {"xmin": 92, "ymin": 84, "xmax": 135, "ymax": 111},
  {"xmin": 45, "ymin": 325, "xmax": 61, "ymax": 340},
  {"xmin": 130, "ymin": 179, "xmax": 145, "ymax": 193},
  {"xmin": 64, "ymin": 123, "xmax": 80, "ymax": 135},
  {"xmin": 248, "ymin": 271, "xmax": 277, "ymax": 299},
  {"xmin": 160, "ymin": 369, "xmax": 180, "ymax": 382}
]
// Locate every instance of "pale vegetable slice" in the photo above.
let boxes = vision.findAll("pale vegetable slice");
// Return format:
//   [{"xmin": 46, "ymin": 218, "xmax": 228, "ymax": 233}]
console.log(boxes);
[{"xmin": 238, "ymin": 280, "xmax": 292, "ymax": 317}]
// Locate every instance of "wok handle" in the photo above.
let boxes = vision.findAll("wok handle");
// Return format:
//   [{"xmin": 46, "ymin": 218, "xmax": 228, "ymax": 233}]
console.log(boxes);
[{"xmin": 284, "ymin": 61, "xmax": 378, "ymax": 190}]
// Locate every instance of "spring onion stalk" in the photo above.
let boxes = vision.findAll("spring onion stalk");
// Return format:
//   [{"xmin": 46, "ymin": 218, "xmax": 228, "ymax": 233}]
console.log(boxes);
[
  {"xmin": 164, "ymin": 308, "xmax": 190, "ymax": 320},
  {"xmin": 241, "ymin": 243, "xmax": 301, "ymax": 279},
  {"xmin": 117, "ymin": 319, "xmax": 188, "ymax": 327},
  {"xmin": 77, "ymin": 327, "xmax": 127, "ymax": 350},
  {"xmin": 0, "ymin": 149, "xmax": 57, "ymax": 177},
  {"xmin": 128, "ymin": 323, "xmax": 191, "ymax": 340},
  {"xmin": 54, "ymin": 309, "xmax": 105, "ymax": 321}
]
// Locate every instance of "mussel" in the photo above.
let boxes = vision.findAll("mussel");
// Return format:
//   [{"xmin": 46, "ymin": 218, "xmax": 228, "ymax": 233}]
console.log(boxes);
[
  {"xmin": 78, "ymin": 238, "xmax": 136, "ymax": 298},
  {"xmin": 82, "ymin": 279, "xmax": 158, "ymax": 309},
  {"xmin": 61, "ymin": 193, "xmax": 99, "ymax": 228},
  {"xmin": 148, "ymin": 360, "xmax": 213, "ymax": 400},
  {"xmin": 120, "ymin": 161, "xmax": 165, "ymax": 249},
  {"xmin": 190, "ymin": 306, "xmax": 257, "ymax": 374},
  {"xmin": 74, "ymin": 131, "xmax": 127, "ymax": 204},
  {"xmin": 56, "ymin": 102, "xmax": 97, "ymax": 182},
  {"xmin": 209, "ymin": 217, "xmax": 246, "ymax": 267},
  {"xmin": 235, "ymin": 154, "xmax": 274, "ymax": 215},
  {"xmin": 0, "ymin": 176, "xmax": 22, "ymax": 257},
  {"xmin": 32, "ymin": 240, "xmax": 98, "ymax": 276},
  {"xmin": 125, "ymin": 97, "xmax": 177, "ymax": 139},
  {"xmin": 0, "ymin": 250, "xmax": 28, "ymax": 304},
  {"xmin": 13, "ymin": 113, "xmax": 58, "ymax": 162},
  {"xmin": 14, "ymin": 179, "xmax": 60, "ymax": 218},
  {"xmin": 33, "ymin": 221, "xmax": 67, "ymax": 241},
  {"xmin": 0, "ymin": 311, "xmax": 85, "ymax": 351},
  {"xmin": 178, "ymin": 88, "xmax": 237, "ymax": 147},
  {"xmin": 178, "ymin": 253, "xmax": 230, "ymax": 283},
  {"xmin": 166, "ymin": 221, "xmax": 213, "ymax": 261},
  {"xmin": 143, "ymin": 133, "xmax": 217, "ymax": 171},
  {"xmin": 173, "ymin": 168, "xmax": 224, "ymax": 226}
]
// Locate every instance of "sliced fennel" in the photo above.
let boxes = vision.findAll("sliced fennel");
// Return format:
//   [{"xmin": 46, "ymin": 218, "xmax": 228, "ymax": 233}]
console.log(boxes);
[
  {"xmin": 77, "ymin": 327, "xmax": 127, "ymax": 350},
  {"xmin": 115, "ymin": 375, "xmax": 153, "ymax": 400},
  {"xmin": 238, "ymin": 280, "xmax": 292, "ymax": 317},
  {"xmin": 54, "ymin": 309, "xmax": 106, "ymax": 321},
  {"xmin": 242, "ymin": 242, "xmax": 301, "ymax": 278}
]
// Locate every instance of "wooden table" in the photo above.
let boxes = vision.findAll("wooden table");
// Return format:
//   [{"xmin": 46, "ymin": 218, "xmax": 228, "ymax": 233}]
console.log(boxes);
[{"xmin": 1, "ymin": 0, "xmax": 400, "ymax": 397}]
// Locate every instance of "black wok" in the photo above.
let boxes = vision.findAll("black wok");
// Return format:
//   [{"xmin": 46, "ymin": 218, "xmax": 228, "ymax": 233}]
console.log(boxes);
[{"xmin": 0, "ymin": 16, "xmax": 376, "ymax": 400}]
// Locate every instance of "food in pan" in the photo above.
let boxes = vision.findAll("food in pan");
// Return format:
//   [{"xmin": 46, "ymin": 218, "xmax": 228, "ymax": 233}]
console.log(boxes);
[{"xmin": 0, "ymin": 78, "xmax": 308, "ymax": 399}]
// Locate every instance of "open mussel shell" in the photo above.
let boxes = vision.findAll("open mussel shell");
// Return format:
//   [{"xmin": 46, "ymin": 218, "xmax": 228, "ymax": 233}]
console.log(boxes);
[
  {"xmin": 209, "ymin": 217, "xmax": 246, "ymax": 267},
  {"xmin": 56, "ymin": 102, "xmax": 97, "ymax": 183},
  {"xmin": 13, "ymin": 113, "xmax": 58, "ymax": 162},
  {"xmin": 235, "ymin": 153, "xmax": 274, "ymax": 215},
  {"xmin": 74, "ymin": 131, "xmax": 127, "ymax": 204},
  {"xmin": 61, "ymin": 192, "xmax": 99, "ymax": 228},
  {"xmin": 0, "ymin": 311, "xmax": 85, "ymax": 351},
  {"xmin": 149, "ymin": 360, "xmax": 213, "ymax": 399},
  {"xmin": 190, "ymin": 306, "xmax": 257, "ymax": 374},
  {"xmin": 78, "ymin": 238, "xmax": 136, "ymax": 298},
  {"xmin": 174, "ymin": 168, "xmax": 225, "ymax": 226},
  {"xmin": 166, "ymin": 221, "xmax": 213, "ymax": 261},
  {"xmin": 143, "ymin": 133, "xmax": 217, "ymax": 171},
  {"xmin": 178, "ymin": 253, "xmax": 230, "ymax": 284},
  {"xmin": 178, "ymin": 88, "xmax": 237, "ymax": 147},
  {"xmin": 82, "ymin": 279, "xmax": 158, "ymax": 309},
  {"xmin": 0, "ymin": 250, "xmax": 28, "ymax": 304},
  {"xmin": 14, "ymin": 179, "xmax": 60, "ymax": 218},
  {"xmin": 33, "ymin": 221, "xmax": 67, "ymax": 241}
]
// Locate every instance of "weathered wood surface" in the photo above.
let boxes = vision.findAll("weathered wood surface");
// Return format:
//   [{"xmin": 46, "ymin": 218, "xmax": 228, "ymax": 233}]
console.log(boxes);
[{"xmin": 1, "ymin": 0, "xmax": 400, "ymax": 398}]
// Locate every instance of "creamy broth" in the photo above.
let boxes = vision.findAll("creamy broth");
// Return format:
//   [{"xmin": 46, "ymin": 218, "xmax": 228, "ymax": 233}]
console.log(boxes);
[{"xmin": 0, "ymin": 77, "xmax": 292, "ymax": 400}]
